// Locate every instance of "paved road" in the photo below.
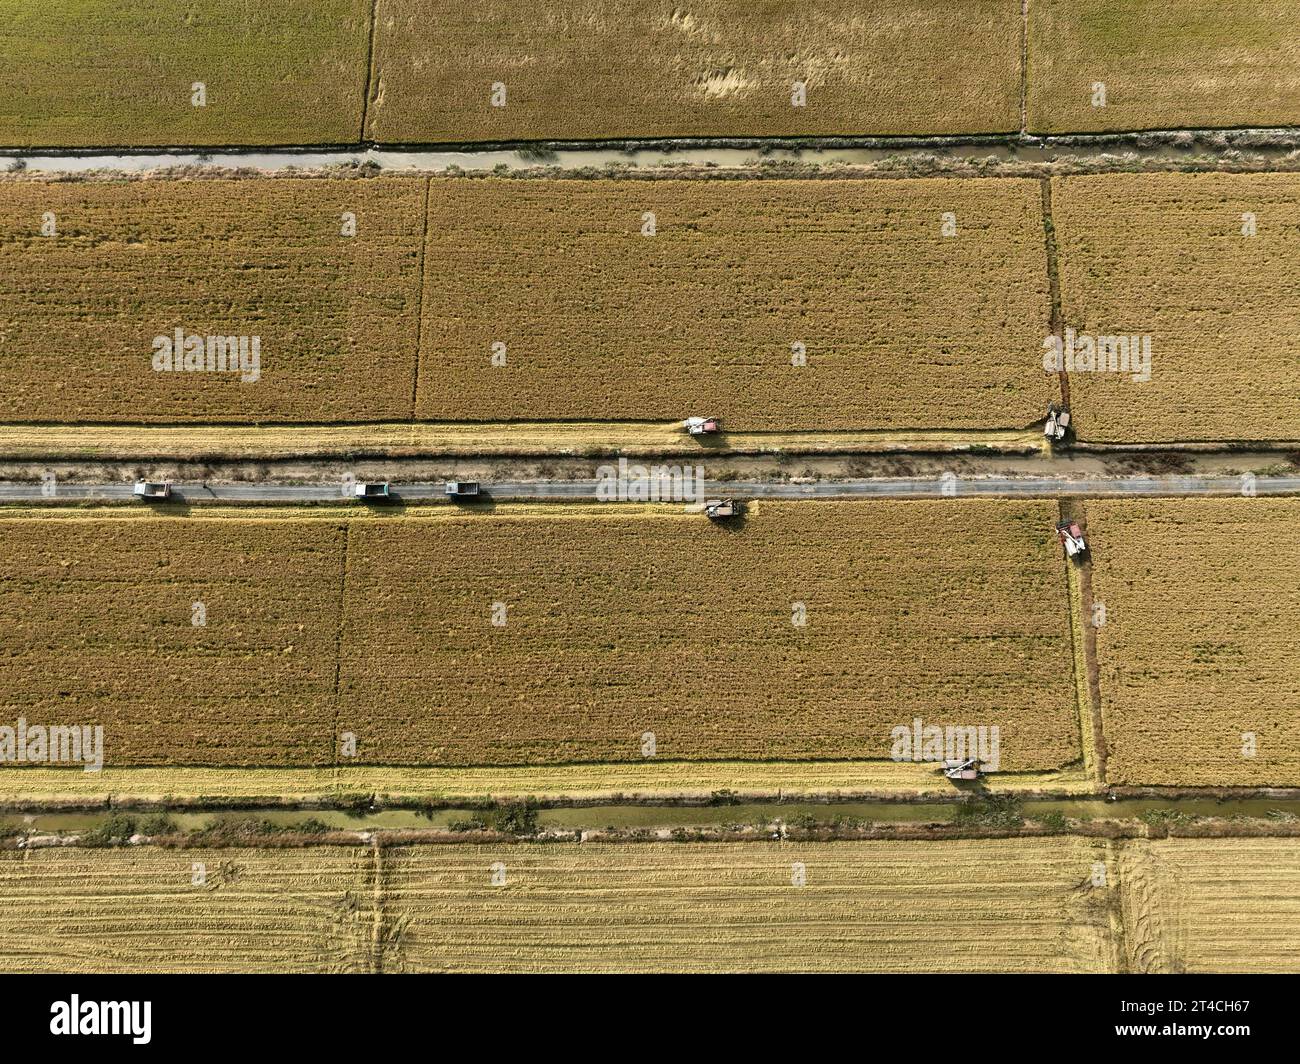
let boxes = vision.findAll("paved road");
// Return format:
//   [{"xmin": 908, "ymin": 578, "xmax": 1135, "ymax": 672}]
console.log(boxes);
[{"xmin": 1, "ymin": 476, "xmax": 1297, "ymax": 502}]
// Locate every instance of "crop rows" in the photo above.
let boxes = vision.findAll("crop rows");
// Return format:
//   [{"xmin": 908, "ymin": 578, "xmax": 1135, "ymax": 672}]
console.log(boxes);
[
  {"xmin": 0, "ymin": 846, "xmax": 373, "ymax": 973},
  {"xmin": 0, "ymin": 176, "xmax": 1054, "ymax": 432},
  {"xmin": 1119, "ymin": 838, "xmax": 1300, "ymax": 973},
  {"xmin": 419, "ymin": 178, "xmax": 1052, "ymax": 430},
  {"xmin": 0, "ymin": 179, "xmax": 424, "ymax": 424},
  {"xmin": 0, "ymin": 839, "xmax": 1116, "ymax": 974}
]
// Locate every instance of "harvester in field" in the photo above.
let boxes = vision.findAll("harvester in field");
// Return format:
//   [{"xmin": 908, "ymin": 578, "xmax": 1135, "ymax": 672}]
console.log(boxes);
[
  {"xmin": 703, "ymin": 498, "xmax": 743, "ymax": 520},
  {"xmin": 1043, "ymin": 403, "xmax": 1071, "ymax": 442},
  {"xmin": 1056, "ymin": 519, "xmax": 1088, "ymax": 560},
  {"xmin": 683, "ymin": 415, "xmax": 721, "ymax": 436},
  {"xmin": 942, "ymin": 758, "xmax": 982, "ymax": 781}
]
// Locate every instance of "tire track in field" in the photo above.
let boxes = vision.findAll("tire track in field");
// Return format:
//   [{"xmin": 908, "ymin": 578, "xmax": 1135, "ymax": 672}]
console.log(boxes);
[
  {"xmin": 1118, "ymin": 840, "xmax": 1188, "ymax": 973},
  {"xmin": 359, "ymin": 0, "xmax": 381, "ymax": 142},
  {"xmin": 1040, "ymin": 177, "xmax": 1068, "ymax": 409},
  {"xmin": 1019, "ymin": 0, "xmax": 1030, "ymax": 137},
  {"xmin": 1059, "ymin": 498, "xmax": 1109, "ymax": 785}
]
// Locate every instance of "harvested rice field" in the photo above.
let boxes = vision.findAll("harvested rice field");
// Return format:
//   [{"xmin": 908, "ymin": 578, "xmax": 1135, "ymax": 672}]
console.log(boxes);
[
  {"xmin": 0, "ymin": 500, "xmax": 1081, "ymax": 771},
  {"xmin": 1052, "ymin": 172, "xmax": 1300, "ymax": 444},
  {"xmin": 419, "ymin": 177, "xmax": 1055, "ymax": 431},
  {"xmin": 0, "ymin": 839, "xmax": 1117, "ymax": 974},
  {"xmin": 0, "ymin": 178, "xmax": 424, "ymax": 423},
  {"xmin": 0, "ymin": 846, "xmax": 374, "ymax": 973},
  {"xmin": 1087, "ymin": 499, "xmax": 1300, "ymax": 787},
  {"xmin": 0, "ymin": 0, "xmax": 371, "ymax": 147},
  {"xmin": 1027, "ymin": 0, "xmax": 1300, "ymax": 134},
  {"xmin": 366, "ymin": 0, "xmax": 1023, "ymax": 142},
  {"xmin": 1118, "ymin": 838, "xmax": 1300, "ymax": 974}
]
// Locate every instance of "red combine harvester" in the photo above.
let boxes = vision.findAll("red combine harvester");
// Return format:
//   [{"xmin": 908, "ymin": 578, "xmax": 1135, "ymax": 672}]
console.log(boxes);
[{"xmin": 1056, "ymin": 519, "xmax": 1088, "ymax": 561}]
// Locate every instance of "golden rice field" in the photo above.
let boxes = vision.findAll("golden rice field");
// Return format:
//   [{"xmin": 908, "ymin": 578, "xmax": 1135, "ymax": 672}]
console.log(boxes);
[
  {"xmin": 0, "ymin": 518, "xmax": 343, "ymax": 765},
  {"xmin": 1119, "ymin": 839, "xmax": 1300, "ymax": 974},
  {"xmin": 1087, "ymin": 499, "xmax": 1300, "ymax": 787},
  {"xmin": 0, "ymin": 175, "xmax": 1057, "ymax": 436},
  {"xmin": 1027, "ymin": 0, "xmax": 1300, "ymax": 133},
  {"xmin": 338, "ymin": 499, "xmax": 1079, "ymax": 768},
  {"xmin": 0, "ymin": 847, "xmax": 374, "ymax": 973},
  {"xmin": 1053, "ymin": 172, "xmax": 1300, "ymax": 443},
  {"xmin": 0, "ymin": 500, "xmax": 1080, "ymax": 771},
  {"xmin": 420, "ymin": 178, "xmax": 1055, "ymax": 431},
  {"xmin": 366, "ymin": 0, "xmax": 1022, "ymax": 141},
  {"xmin": 0, "ymin": 0, "xmax": 370, "ymax": 147},
  {"xmin": 0, "ymin": 179, "xmax": 424, "ymax": 423},
  {"xmin": 0, "ymin": 839, "xmax": 1116, "ymax": 973}
]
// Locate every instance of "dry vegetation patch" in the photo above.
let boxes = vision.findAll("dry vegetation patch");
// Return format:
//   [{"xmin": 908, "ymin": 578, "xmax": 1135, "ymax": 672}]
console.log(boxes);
[
  {"xmin": 0, "ymin": 518, "xmax": 344, "ymax": 765},
  {"xmin": 1119, "ymin": 838, "xmax": 1300, "ymax": 974},
  {"xmin": 0, "ymin": 847, "xmax": 372, "ymax": 973},
  {"xmin": 377, "ymin": 838, "xmax": 1116, "ymax": 973},
  {"xmin": 0, "ymin": 501, "xmax": 1079, "ymax": 771}
]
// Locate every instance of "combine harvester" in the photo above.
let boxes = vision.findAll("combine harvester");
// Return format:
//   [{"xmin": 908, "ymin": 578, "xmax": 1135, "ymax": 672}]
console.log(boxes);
[
  {"xmin": 1056, "ymin": 519, "xmax": 1088, "ymax": 561},
  {"xmin": 683, "ymin": 415, "xmax": 721, "ymax": 436},
  {"xmin": 1043, "ymin": 403, "xmax": 1071, "ymax": 442},
  {"xmin": 703, "ymin": 498, "xmax": 743, "ymax": 521},
  {"xmin": 942, "ymin": 758, "xmax": 982, "ymax": 781}
]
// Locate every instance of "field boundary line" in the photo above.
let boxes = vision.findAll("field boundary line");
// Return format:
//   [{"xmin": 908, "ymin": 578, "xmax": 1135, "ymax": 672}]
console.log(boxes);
[
  {"xmin": 359, "ymin": 0, "xmax": 381, "ymax": 142},
  {"xmin": 1062, "ymin": 539, "xmax": 1099, "ymax": 785},
  {"xmin": 1019, "ymin": 0, "xmax": 1030, "ymax": 136},
  {"xmin": 1040, "ymin": 176, "xmax": 1068, "ymax": 407},
  {"xmin": 409, "ymin": 177, "xmax": 431, "ymax": 419},
  {"xmin": 369, "ymin": 837, "xmax": 387, "ymax": 973},
  {"xmin": 1070, "ymin": 502, "xmax": 1109, "ymax": 785},
  {"xmin": 1107, "ymin": 838, "xmax": 1129, "ymax": 972},
  {"xmin": 330, "ymin": 523, "xmax": 352, "ymax": 770}
]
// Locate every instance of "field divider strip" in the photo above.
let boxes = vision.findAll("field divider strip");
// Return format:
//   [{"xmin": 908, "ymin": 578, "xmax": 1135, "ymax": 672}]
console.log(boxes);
[
  {"xmin": 359, "ymin": 0, "xmax": 381, "ymax": 142},
  {"xmin": 331, "ymin": 523, "xmax": 352, "ymax": 770},
  {"xmin": 1040, "ymin": 176, "xmax": 1068, "ymax": 408},
  {"xmin": 1019, "ymin": 0, "xmax": 1030, "ymax": 136},
  {"xmin": 1062, "ymin": 544, "xmax": 1098, "ymax": 785},
  {"xmin": 1062, "ymin": 499, "xmax": 1109, "ymax": 785},
  {"xmin": 409, "ymin": 176, "xmax": 431, "ymax": 419}
]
